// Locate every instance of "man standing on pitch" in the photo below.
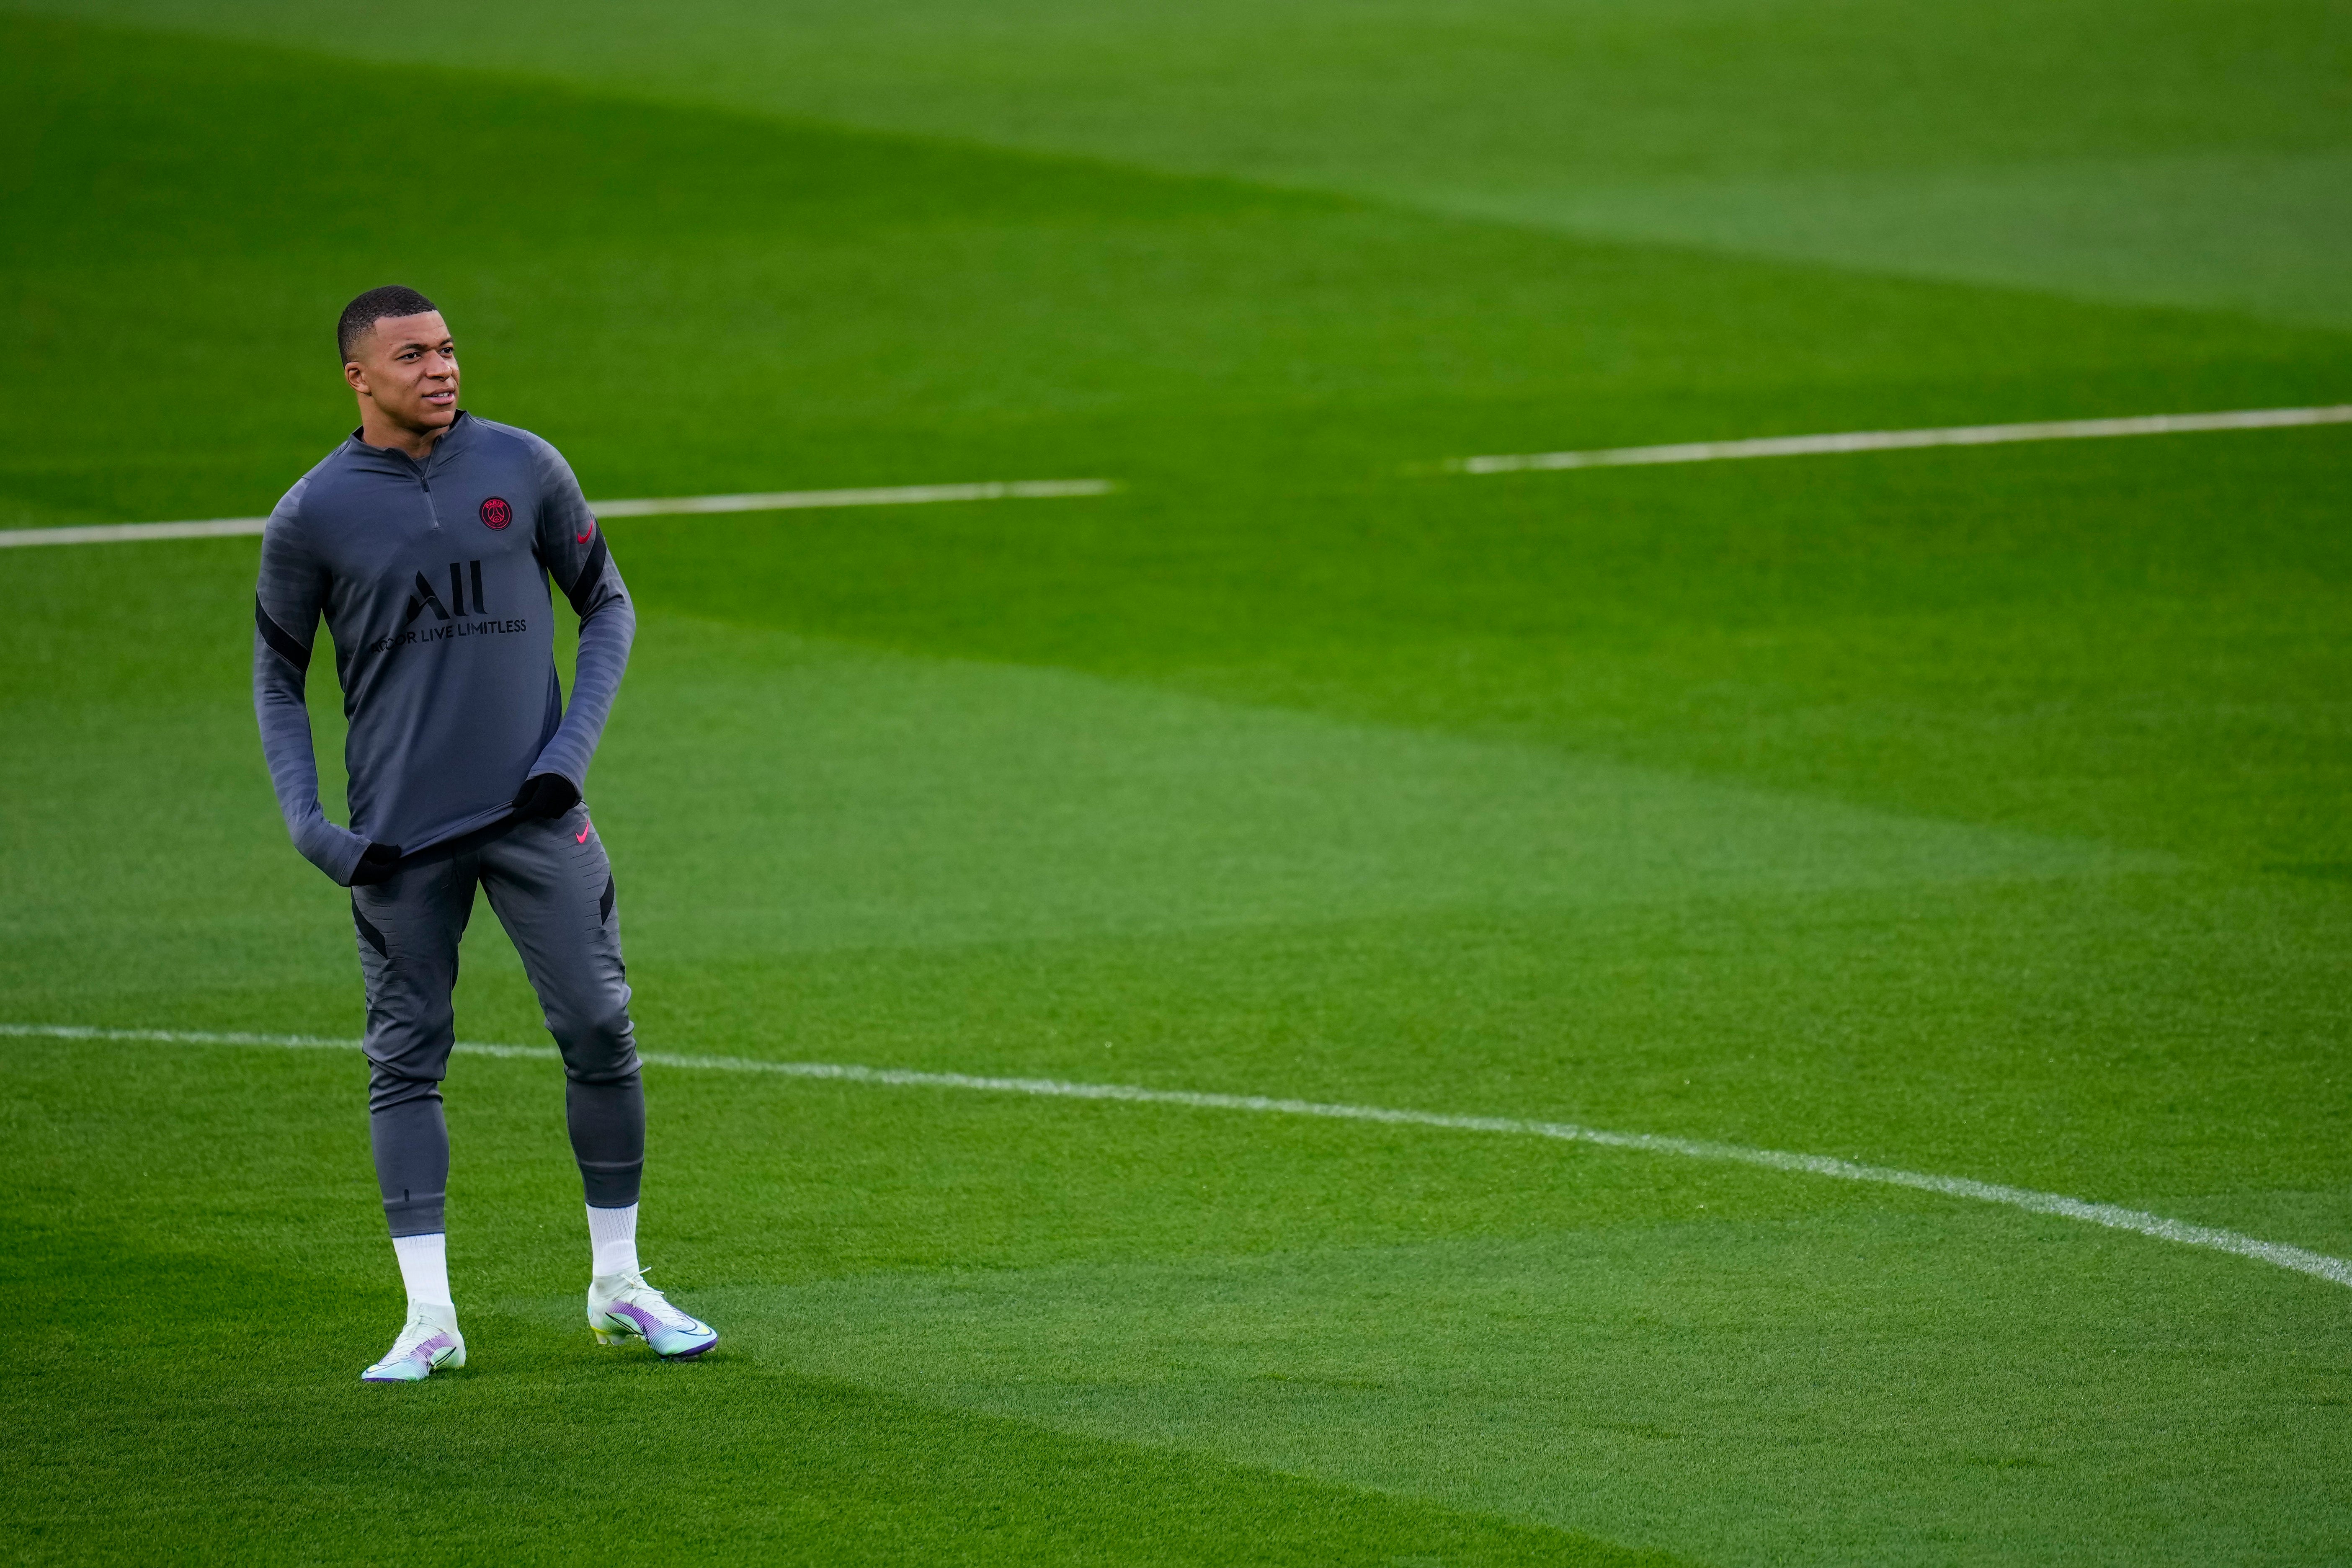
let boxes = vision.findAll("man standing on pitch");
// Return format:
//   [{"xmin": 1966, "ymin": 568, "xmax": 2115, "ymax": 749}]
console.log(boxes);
[{"xmin": 253, "ymin": 286, "xmax": 716, "ymax": 1381}]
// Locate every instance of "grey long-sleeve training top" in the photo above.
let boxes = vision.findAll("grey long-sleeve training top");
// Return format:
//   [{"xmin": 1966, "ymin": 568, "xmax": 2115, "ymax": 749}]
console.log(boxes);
[{"xmin": 253, "ymin": 411, "xmax": 635, "ymax": 885}]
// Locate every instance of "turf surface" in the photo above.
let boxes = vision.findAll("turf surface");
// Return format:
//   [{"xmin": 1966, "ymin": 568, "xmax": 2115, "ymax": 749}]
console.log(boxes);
[{"xmin": 2, "ymin": 4, "xmax": 2349, "ymax": 1563}]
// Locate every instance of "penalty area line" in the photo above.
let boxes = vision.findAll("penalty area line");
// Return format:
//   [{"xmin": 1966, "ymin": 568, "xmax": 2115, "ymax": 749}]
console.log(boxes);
[{"xmin": 9, "ymin": 1020, "xmax": 2349, "ymax": 1293}]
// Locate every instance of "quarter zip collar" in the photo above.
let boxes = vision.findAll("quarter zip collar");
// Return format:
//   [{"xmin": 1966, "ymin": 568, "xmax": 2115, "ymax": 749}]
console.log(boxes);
[{"xmin": 344, "ymin": 409, "xmax": 475, "ymax": 475}]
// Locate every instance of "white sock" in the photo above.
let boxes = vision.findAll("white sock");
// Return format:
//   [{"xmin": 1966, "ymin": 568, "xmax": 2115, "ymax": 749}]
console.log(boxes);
[
  {"xmin": 587, "ymin": 1203, "xmax": 640, "ymax": 1278},
  {"xmin": 392, "ymin": 1232, "xmax": 453, "ymax": 1310}
]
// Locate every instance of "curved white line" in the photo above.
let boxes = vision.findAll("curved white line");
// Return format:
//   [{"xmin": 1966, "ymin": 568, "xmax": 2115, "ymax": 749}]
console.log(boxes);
[{"xmin": 10, "ymin": 1021, "xmax": 2345, "ymax": 1291}]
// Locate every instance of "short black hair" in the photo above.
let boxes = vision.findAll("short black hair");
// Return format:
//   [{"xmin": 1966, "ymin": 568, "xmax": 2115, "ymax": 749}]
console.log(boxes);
[{"xmin": 338, "ymin": 286, "xmax": 440, "ymax": 362}]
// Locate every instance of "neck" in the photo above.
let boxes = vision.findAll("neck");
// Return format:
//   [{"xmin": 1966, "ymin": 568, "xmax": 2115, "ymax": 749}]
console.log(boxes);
[{"xmin": 358, "ymin": 408, "xmax": 453, "ymax": 462}]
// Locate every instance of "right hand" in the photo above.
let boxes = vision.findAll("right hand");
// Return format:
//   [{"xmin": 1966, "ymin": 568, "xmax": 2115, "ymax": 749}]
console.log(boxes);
[{"xmin": 348, "ymin": 843, "xmax": 404, "ymax": 886}]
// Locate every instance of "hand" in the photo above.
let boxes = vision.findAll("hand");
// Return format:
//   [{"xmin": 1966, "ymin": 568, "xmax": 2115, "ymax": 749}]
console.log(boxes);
[
  {"xmin": 348, "ymin": 843, "xmax": 404, "ymax": 886},
  {"xmin": 511, "ymin": 773, "xmax": 582, "ymax": 820}
]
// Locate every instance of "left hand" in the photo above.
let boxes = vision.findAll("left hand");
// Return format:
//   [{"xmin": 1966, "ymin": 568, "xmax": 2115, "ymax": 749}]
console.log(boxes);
[{"xmin": 511, "ymin": 773, "xmax": 582, "ymax": 820}]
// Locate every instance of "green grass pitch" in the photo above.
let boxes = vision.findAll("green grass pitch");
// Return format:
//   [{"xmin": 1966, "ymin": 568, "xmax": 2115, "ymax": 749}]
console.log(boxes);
[{"xmin": 3, "ymin": 2, "xmax": 2350, "ymax": 1561}]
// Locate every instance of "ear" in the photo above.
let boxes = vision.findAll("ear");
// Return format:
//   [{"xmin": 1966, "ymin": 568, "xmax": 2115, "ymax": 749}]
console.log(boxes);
[{"xmin": 344, "ymin": 360, "xmax": 370, "ymax": 397}]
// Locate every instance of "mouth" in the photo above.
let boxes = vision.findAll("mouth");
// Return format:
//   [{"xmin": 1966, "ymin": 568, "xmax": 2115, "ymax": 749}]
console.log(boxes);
[{"xmin": 423, "ymin": 389, "xmax": 457, "ymax": 406}]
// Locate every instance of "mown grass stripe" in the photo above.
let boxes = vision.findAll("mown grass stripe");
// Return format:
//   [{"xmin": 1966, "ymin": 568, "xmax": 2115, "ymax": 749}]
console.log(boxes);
[{"xmin": 10, "ymin": 1021, "xmax": 2346, "ymax": 1292}]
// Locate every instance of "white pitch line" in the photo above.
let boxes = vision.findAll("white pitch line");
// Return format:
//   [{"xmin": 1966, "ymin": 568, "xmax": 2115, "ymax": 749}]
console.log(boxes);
[
  {"xmin": 589, "ymin": 478, "xmax": 1115, "ymax": 518},
  {"xmin": 9, "ymin": 1021, "xmax": 2347, "ymax": 1292},
  {"xmin": 0, "ymin": 478, "xmax": 1117, "ymax": 549},
  {"xmin": 0, "ymin": 517, "xmax": 279, "ymax": 547},
  {"xmin": 1449, "ymin": 403, "xmax": 2352, "ymax": 476},
  {"xmin": 14, "ymin": 400, "xmax": 2347, "ymax": 549}
]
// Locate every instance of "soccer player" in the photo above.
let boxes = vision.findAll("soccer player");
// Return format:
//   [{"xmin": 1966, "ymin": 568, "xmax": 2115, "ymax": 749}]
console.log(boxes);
[{"xmin": 253, "ymin": 286, "xmax": 717, "ymax": 1382}]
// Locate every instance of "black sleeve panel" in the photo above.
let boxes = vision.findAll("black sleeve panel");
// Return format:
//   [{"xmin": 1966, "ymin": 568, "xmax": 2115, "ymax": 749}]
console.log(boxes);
[
  {"xmin": 255, "ymin": 598, "xmax": 312, "ymax": 671},
  {"xmin": 565, "ymin": 529, "xmax": 612, "ymax": 618}
]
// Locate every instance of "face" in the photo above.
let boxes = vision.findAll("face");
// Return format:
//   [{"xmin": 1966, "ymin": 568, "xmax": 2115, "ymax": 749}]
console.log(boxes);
[{"xmin": 344, "ymin": 311, "xmax": 459, "ymax": 434}]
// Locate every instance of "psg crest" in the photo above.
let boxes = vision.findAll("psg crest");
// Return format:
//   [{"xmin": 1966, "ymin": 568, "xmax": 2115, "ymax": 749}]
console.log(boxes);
[{"xmin": 479, "ymin": 496, "xmax": 512, "ymax": 529}]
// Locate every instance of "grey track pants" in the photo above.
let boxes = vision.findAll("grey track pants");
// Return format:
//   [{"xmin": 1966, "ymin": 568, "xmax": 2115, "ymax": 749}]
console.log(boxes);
[{"xmin": 350, "ymin": 805, "xmax": 642, "ymax": 1237}]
